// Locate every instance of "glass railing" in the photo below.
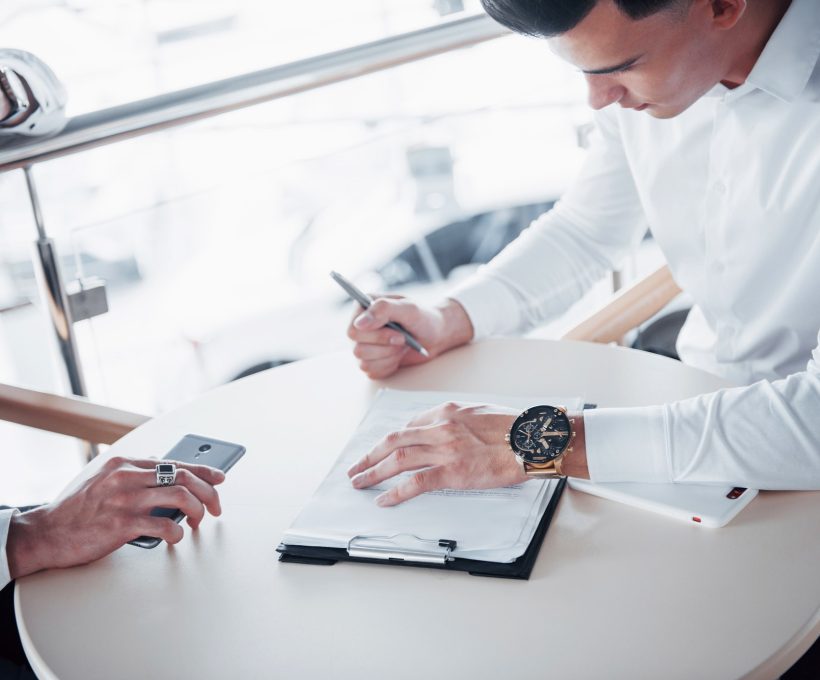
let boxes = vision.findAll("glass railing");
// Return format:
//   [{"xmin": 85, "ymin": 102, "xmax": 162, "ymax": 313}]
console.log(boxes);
[
  {"xmin": 0, "ymin": 0, "xmax": 487, "ymax": 116},
  {"xmin": 0, "ymin": 5, "xmax": 590, "ymax": 425}
]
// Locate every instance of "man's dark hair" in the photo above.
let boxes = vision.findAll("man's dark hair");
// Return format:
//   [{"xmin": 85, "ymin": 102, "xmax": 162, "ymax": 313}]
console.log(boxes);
[{"xmin": 480, "ymin": 0, "xmax": 690, "ymax": 38}]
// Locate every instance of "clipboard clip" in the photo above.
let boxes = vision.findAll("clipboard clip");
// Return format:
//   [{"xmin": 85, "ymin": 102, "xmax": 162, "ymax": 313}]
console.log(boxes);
[{"xmin": 347, "ymin": 534, "xmax": 457, "ymax": 564}]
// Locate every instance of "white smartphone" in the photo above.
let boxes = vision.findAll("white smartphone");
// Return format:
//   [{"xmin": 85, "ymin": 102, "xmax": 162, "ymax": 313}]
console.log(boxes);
[{"xmin": 568, "ymin": 479, "xmax": 758, "ymax": 527}]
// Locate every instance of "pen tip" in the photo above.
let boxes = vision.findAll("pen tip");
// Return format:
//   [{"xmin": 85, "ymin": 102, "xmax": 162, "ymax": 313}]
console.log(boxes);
[{"xmin": 420, "ymin": 348, "xmax": 430, "ymax": 358}]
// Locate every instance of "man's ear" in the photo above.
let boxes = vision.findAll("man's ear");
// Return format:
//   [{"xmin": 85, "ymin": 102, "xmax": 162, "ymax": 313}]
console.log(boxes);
[{"xmin": 707, "ymin": 0, "xmax": 747, "ymax": 31}]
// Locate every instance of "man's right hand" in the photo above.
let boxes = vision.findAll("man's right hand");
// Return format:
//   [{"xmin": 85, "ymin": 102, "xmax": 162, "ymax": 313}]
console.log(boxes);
[
  {"xmin": 347, "ymin": 296, "xmax": 474, "ymax": 379},
  {"xmin": 6, "ymin": 456, "xmax": 226, "ymax": 580}
]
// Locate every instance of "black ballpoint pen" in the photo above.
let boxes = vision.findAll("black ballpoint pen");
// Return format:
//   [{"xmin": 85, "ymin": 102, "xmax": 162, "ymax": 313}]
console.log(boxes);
[{"xmin": 330, "ymin": 271, "xmax": 430, "ymax": 358}]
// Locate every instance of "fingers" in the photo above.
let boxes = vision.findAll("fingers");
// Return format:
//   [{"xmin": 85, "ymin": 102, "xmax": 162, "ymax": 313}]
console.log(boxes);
[
  {"xmin": 347, "ymin": 324, "xmax": 406, "ymax": 346},
  {"xmin": 136, "ymin": 485, "xmax": 207, "ymax": 529},
  {"xmin": 172, "ymin": 468, "xmax": 222, "ymax": 517},
  {"xmin": 128, "ymin": 458, "xmax": 226, "ymax": 486},
  {"xmin": 350, "ymin": 445, "xmax": 439, "ymax": 489},
  {"xmin": 353, "ymin": 342, "xmax": 405, "ymax": 361},
  {"xmin": 375, "ymin": 467, "xmax": 450, "ymax": 507},
  {"xmin": 357, "ymin": 351, "xmax": 408, "ymax": 380},
  {"xmin": 347, "ymin": 300, "xmax": 409, "ymax": 376},
  {"xmin": 347, "ymin": 425, "xmax": 440, "ymax": 477},
  {"xmin": 350, "ymin": 296, "xmax": 414, "ymax": 333},
  {"xmin": 346, "ymin": 296, "xmax": 435, "ymax": 379},
  {"xmin": 104, "ymin": 457, "xmax": 224, "ymax": 533},
  {"xmin": 406, "ymin": 402, "xmax": 460, "ymax": 427},
  {"xmin": 130, "ymin": 468, "xmax": 222, "ymax": 525},
  {"xmin": 129, "ymin": 516, "xmax": 185, "ymax": 545}
]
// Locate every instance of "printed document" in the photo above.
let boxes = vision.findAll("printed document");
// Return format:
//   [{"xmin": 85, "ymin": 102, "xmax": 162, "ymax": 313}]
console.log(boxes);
[{"xmin": 282, "ymin": 389, "xmax": 583, "ymax": 563}]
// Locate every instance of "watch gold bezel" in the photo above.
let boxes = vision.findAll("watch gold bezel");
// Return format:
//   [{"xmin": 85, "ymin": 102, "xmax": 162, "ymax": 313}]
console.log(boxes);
[{"xmin": 507, "ymin": 405, "xmax": 573, "ymax": 463}]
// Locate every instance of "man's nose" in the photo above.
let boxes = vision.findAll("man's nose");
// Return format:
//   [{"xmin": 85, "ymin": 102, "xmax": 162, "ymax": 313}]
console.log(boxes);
[{"xmin": 585, "ymin": 75, "xmax": 626, "ymax": 110}]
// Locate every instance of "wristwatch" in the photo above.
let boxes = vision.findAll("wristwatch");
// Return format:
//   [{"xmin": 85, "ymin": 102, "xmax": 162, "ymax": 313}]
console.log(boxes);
[
  {"xmin": 505, "ymin": 405, "xmax": 577, "ymax": 478},
  {"xmin": 0, "ymin": 66, "xmax": 31, "ymax": 127}
]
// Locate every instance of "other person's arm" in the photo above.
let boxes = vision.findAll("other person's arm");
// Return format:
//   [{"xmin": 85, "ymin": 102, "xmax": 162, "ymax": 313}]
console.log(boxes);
[{"xmin": 3, "ymin": 456, "xmax": 225, "ymax": 582}]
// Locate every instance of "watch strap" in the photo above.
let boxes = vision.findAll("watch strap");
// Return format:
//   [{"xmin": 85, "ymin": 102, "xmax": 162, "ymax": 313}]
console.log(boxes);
[{"xmin": 523, "ymin": 459, "xmax": 564, "ymax": 479}]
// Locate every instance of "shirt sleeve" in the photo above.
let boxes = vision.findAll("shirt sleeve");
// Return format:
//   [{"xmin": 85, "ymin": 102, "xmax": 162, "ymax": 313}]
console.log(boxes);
[
  {"xmin": 450, "ymin": 107, "xmax": 648, "ymax": 339},
  {"xmin": 586, "ymin": 328, "xmax": 820, "ymax": 489},
  {"xmin": 0, "ymin": 508, "xmax": 19, "ymax": 590}
]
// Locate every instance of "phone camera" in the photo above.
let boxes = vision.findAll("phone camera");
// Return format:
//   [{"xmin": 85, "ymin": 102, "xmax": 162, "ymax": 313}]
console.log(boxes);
[{"xmin": 198, "ymin": 444, "xmax": 212, "ymax": 453}]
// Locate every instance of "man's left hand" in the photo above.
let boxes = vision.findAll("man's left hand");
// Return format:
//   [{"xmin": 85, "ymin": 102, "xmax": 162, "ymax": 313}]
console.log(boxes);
[{"xmin": 347, "ymin": 402, "xmax": 527, "ymax": 506}]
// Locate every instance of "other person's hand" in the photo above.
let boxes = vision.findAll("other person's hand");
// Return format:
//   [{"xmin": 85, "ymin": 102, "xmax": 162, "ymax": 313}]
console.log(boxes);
[
  {"xmin": 347, "ymin": 402, "xmax": 526, "ymax": 506},
  {"xmin": 7, "ymin": 456, "xmax": 226, "ymax": 579},
  {"xmin": 347, "ymin": 296, "xmax": 474, "ymax": 379}
]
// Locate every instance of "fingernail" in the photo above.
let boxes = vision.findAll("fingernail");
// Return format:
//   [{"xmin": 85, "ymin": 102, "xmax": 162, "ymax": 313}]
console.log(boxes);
[
  {"xmin": 346, "ymin": 465, "xmax": 358, "ymax": 477},
  {"xmin": 376, "ymin": 494, "xmax": 390, "ymax": 507},
  {"xmin": 351, "ymin": 473, "xmax": 366, "ymax": 488},
  {"xmin": 353, "ymin": 312, "xmax": 374, "ymax": 329},
  {"xmin": 389, "ymin": 335, "xmax": 405, "ymax": 346}
]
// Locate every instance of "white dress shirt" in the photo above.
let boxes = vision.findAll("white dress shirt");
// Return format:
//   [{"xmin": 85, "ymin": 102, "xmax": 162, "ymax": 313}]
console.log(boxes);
[{"xmin": 452, "ymin": 0, "xmax": 820, "ymax": 489}]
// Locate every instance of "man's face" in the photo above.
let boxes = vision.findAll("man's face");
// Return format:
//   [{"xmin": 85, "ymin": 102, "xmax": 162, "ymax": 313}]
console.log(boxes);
[{"xmin": 549, "ymin": 0, "xmax": 731, "ymax": 119}]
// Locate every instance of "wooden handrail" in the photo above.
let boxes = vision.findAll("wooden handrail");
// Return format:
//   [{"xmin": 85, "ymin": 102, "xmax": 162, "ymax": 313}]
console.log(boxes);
[
  {"xmin": 0, "ymin": 383, "xmax": 150, "ymax": 445},
  {"xmin": 562, "ymin": 265, "xmax": 682, "ymax": 344}
]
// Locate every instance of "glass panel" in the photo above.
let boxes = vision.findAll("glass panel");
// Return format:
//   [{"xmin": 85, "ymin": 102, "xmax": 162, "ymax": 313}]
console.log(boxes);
[
  {"xmin": 0, "ymin": 0, "xmax": 484, "ymax": 115},
  {"xmin": 0, "ymin": 33, "xmax": 590, "ymax": 417},
  {"xmin": 0, "ymin": 421, "xmax": 85, "ymax": 504}
]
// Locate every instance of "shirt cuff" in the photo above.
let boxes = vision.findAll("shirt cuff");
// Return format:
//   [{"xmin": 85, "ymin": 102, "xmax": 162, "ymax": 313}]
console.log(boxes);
[
  {"xmin": 585, "ymin": 405, "xmax": 672, "ymax": 483},
  {"xmin": 449, "ymin": 272, "xmax": 524, "ymax": 341},
  {"xmin": 1, "ymin": 508, "xmax": 20, "ymax": 590}
]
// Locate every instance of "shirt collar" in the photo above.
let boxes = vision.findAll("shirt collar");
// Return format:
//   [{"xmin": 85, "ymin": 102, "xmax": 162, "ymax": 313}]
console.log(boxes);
[{"xmin": 744, "ymin": 0, "xmax": 820, "ymax": 102}]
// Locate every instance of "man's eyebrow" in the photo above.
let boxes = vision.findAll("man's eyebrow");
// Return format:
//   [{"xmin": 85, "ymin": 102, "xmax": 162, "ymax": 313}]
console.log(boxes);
[{"xmin": 581, "ymin": 55, "xmax": 643, "ymax": 75}]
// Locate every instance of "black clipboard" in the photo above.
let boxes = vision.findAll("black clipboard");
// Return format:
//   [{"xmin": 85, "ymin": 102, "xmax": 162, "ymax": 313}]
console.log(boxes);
[{"xmin": 276, "ymin": 477, "xmax": 566, "ymax": 580}]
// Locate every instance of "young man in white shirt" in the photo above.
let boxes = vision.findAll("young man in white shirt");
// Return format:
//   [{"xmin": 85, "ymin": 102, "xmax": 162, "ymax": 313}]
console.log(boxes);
[
  {"xmin": 348, "ymin": 5, "xmax": 818, "ymax": 671},
  {"xmin": 346, "ymin": 1, "xmax": 820, "ymax": 499}
]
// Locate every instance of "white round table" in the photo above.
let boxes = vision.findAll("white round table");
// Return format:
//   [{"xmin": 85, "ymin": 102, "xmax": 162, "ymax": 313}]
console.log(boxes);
[{"xmin": 15, "ymin": 339, "xmax": 820, "ymax": 679}]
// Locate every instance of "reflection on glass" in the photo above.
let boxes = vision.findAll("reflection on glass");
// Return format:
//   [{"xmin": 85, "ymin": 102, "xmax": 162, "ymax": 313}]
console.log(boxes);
[{"xmin": 0, "ymin": 13, "xmax": 589, "ymax": 416}]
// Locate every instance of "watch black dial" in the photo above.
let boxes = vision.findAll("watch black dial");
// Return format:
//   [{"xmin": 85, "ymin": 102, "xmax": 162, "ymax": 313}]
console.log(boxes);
[{"xmin": 509, "ymin": 406, "xmax": 571, "ymax": 464}]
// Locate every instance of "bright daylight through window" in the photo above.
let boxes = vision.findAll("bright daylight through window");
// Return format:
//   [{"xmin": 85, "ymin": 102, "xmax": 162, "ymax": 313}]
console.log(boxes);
[{"xmin": 0, "ymin": 0, "xmax": 598, "ymax": 500}]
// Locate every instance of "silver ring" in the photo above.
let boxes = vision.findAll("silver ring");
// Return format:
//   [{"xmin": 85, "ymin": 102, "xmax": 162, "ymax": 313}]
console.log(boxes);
[{"xmin": 155, "ymin": 462, "xmax": 177, "ymax": 486}]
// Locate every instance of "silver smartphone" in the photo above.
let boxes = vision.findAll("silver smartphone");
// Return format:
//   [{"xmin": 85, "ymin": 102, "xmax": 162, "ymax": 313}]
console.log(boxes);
[{"xmin": 129, "ymin": 434, "xmax": 246, "ymax": 549}]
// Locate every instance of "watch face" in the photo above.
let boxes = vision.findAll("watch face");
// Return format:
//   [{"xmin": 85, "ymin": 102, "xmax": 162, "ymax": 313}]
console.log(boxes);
[{"xmin": 509, "ymin": 406, "xmax": 571, "ymax": 464}]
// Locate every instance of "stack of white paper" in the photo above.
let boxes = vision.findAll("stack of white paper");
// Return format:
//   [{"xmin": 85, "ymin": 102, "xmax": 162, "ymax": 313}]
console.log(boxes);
[{"xmin": 282, "ymin": 389, "xmax": 583, "ymax": 564}]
